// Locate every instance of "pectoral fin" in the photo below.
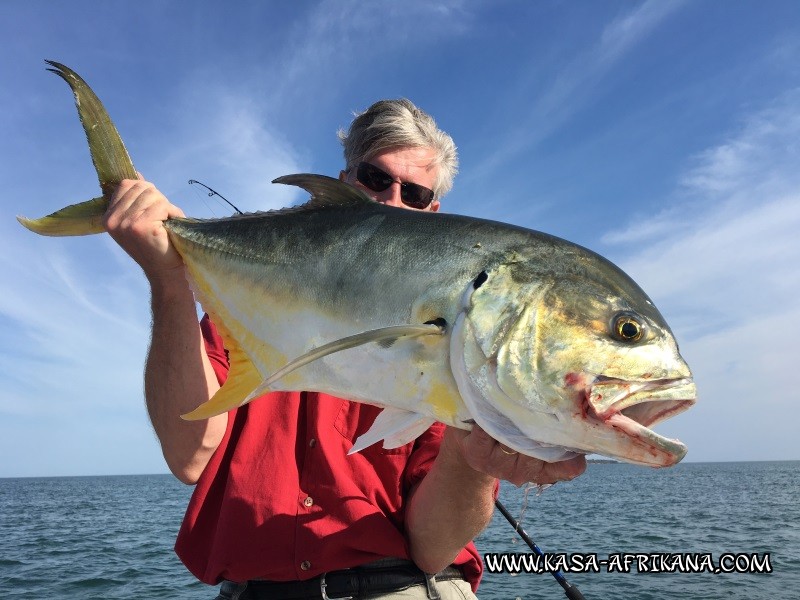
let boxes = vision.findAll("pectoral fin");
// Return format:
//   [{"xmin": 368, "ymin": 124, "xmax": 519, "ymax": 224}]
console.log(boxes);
[
  {"xmin": 243, "ymin": 323, "xmax": 445, "ymax": 402},
  {"xmin": 183, "ymin": 322, "xmax": 444, "ymax": 420},
  {"xmin": 349, "ymin": 407, "xmax": 436, "ymax": 454}
]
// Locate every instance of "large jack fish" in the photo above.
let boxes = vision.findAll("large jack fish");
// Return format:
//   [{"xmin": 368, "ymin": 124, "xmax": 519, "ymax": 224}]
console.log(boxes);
[{"xmin": 19, "ymin": 62, "xmax": 696, "ymax": 467}]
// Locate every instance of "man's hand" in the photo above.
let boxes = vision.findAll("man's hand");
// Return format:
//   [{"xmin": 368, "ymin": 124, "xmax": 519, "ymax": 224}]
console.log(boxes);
[
  {"xmin": 104, "ymin": 176, "xmax": 186, "ymax": 285},
  {"xmin": 445, "ymin": 425, "xmax": 587, "ymax": 487}
]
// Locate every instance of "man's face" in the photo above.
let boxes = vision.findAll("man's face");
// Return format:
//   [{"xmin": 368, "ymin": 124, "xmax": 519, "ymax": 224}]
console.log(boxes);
[{"xmin": 340, "ymin": 146, "xmax": 441, "ymax": 212}]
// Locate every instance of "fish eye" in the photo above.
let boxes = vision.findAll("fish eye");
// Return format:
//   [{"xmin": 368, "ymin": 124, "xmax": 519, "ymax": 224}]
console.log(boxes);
[{"xmin": 612, "ymin": 313, "xmax": 645, "ymax": 343}]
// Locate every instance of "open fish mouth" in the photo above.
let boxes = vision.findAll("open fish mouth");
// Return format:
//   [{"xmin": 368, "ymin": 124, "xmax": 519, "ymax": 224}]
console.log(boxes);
[{"xmin": 586, "ymin": 376, "xmax": 696, "ymax": 465}]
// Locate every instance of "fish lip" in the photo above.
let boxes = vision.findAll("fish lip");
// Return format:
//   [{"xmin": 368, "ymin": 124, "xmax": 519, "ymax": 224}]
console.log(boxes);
[
  {"xmin": 604, "ymin": 412, "xmax": 689, "ymax": 466},
  {"xmin": 582, "ymin": 375, "xmax": 696, "ymax": 466},
  {"xmin": 588, "ymin": 375, "xmax": 695, "ymax": 421}
]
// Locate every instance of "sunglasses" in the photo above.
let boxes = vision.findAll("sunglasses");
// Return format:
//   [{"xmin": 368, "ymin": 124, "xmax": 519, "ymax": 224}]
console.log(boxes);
[{"xmin": 354, "ymin": 162, "xmax": 436, "ymax": 209}]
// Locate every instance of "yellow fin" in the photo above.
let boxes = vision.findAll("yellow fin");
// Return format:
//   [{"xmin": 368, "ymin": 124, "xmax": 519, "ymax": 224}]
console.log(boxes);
[
  {"xmin": 44, "ymin": 61, "xmax": 138, "ymax": 191},
  {"xmin": 181, "ymin": 339, "xmax": 262, "ymax": 421},
  {"xmin": 17, "ymin": 196, "xmax": 108, "ymax": 237},
  {"xmin": 19, "ymin": 62, "xmax": 138, "ymax": 238}
]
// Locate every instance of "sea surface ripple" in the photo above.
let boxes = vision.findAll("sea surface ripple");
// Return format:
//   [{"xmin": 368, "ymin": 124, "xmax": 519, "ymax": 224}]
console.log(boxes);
[{"xmin": 1, "ymin": 461, "xmax": 797, "ymax": 599}]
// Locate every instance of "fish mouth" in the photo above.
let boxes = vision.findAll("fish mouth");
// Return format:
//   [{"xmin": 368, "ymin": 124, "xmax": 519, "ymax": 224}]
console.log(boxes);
[{"xmin": 585, "ymin": 376, "xmax": 696, "ymax": 466}]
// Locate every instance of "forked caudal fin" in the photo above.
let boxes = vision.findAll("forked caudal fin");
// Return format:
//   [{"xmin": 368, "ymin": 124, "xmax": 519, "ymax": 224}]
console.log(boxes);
[{"xmin": 17, "ymin": 61, "xmax": 137, "ymax": 237}]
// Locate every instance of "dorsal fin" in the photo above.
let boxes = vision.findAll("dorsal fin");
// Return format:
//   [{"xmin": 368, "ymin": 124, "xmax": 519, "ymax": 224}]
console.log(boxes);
[
  {"xmin": 171, "ymin": 174, "xmax": 377, "ymax": 226},
  {"xmin": 273, "ymin": 174, "xmax": 376, "ymax": 211}
]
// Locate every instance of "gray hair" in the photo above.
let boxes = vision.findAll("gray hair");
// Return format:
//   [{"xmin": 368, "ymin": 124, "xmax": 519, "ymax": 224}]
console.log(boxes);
[{"xmin": 338, "ymin": 99, "xmax": 458, "ymax": 198}]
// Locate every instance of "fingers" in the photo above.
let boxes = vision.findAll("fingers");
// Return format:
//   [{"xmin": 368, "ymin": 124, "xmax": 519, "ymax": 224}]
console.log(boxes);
[
  {"xmin": 459, "ymin": 425, "xmax": 524, "ymax": 482},
  {"xmin": 103, "ymin": 178, "xmax": 186, "ymax": 279},
  {"xmin": 514, "ymin": 454, "xmax": 587, "ymax": 487},
  {"xmin": 461, "ymin": 425, "xmax": 521, "ymax": 467},
  {"xmin": 105, "ymin": 180, "xmax": 170, "ymax": 243},
  {"xmin": 106, "ymin": 179, "xmax": 183, "ymax": 228},
  {"xmin": 457, "ymin": 425, "xmax": 587, "ymax": 487}
]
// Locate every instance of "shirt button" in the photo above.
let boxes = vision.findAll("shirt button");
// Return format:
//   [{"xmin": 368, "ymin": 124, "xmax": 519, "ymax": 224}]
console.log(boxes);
[
  {"xmin": 303, "ymin": 496, "xmax": 314, "ymax": 507},
  {"xmin": 309, "ymin": 438, "xmax": 317, "ymax": 447},
  {"xmin": 300, "ymin": 561, "xmax": 311, "ymax": 571}
]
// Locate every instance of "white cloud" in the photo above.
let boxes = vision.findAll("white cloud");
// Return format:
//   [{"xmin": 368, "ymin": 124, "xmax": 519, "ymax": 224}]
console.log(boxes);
[
  {"xmin": 599, "ymin": 0, "xmax": 688, "ymax": 66},
  {"xmin": 0, "ymin": 237, "xmax": 150, "ymax": 410},
  {"xmin": 0, "ymin": 222, "xmax": 164, "ymax": 475},
  {"xmin": 680, "ymin": 90, "xmax": 800, "ymax": 198},
  {"xmin": 605, "ymin": 91, "xmax": 800, "ymax": 461},
  {"xmin": 468, "ymin": 0, "xmax": 688, "ymax": 183},
  {"xmin": 154, "ymin": 85, "xmax": 305, "ymax": 214},
  {"xmin": 246, "ymin": 0, "xmax": 473, "ymax": 121},
  {"xmin": 139, "ymin": 0, "xmax": 476, "ymax": 216}
]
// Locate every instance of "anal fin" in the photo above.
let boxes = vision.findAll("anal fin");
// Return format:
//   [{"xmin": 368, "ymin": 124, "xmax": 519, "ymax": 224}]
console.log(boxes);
[{"xmin": 182, "ymin": 341, "xmax": 262, "ymax": 420}]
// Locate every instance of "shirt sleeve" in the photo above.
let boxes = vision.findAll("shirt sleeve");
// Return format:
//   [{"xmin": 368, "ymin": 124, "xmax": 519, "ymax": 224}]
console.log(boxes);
[
  {"xmin": 401, "ymin": 421, "xmax": 446, "ymax": 494},
  {"xmin": 200, "ymin": 314, "xmax": 230, "ymax": 384}
]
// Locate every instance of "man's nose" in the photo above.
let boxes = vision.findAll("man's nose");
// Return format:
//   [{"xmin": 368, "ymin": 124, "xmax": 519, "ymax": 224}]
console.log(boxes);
[{"xmin": 375, "ymin": 181, "xmax": 404, "ymax": 207}]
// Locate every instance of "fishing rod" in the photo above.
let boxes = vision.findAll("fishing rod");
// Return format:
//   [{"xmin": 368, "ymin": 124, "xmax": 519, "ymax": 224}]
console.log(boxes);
[
  {"xmin": 494, "ymin": 499, "xmax": 587, "ymax": 600},
  {"xmin": 188, "ymin": 179, "xmax": 244, "ymax": 214}
]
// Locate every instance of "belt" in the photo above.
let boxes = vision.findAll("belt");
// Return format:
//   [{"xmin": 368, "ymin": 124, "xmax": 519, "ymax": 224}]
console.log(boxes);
[{"xmin": 221, "ymin": 560, "xmax": 465, "ymax": 600}]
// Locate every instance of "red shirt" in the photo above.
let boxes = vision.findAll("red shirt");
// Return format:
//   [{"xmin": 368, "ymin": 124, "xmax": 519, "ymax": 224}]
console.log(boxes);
[{"xmin": 174, "ymin": 316, "xmax": 483, "ymax": 590}]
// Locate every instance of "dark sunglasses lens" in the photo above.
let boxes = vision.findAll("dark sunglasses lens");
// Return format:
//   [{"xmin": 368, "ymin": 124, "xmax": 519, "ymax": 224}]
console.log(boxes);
[
  {"xmin": 400, "ymin": 184, "xmax": 434, "ymax": 209},
  {"xmin": 356, "ymin": 162, "xmax": 435, "ymax": 209},
  {"xmin": 357, "ymin": 163, "xmax": 393, "ymax": 192}
]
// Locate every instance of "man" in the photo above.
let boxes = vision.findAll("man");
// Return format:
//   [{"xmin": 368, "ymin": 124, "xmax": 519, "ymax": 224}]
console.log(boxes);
[{"xmin": 105, "ymin": 99, "xmax": 585, "ymax": 599}]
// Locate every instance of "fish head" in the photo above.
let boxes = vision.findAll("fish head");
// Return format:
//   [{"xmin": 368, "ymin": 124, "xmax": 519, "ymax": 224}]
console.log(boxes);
[{"xmin": 450, "ymin": 257, "xmax": 696, "ymax": 467}]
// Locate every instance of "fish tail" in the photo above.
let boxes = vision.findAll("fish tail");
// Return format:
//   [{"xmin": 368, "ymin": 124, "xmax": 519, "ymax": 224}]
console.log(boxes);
[
  {"xmin": 17, "ymin": 60, "xmax": 138, "ymax": 237},
  {"xmin": 17, "ymin": 197, "xmax": 108, "ymax": 236}
]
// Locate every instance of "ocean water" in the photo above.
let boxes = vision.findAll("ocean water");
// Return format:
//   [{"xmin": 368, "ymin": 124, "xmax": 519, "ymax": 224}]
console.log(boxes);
[
  {"xmin": 1, "ymin": 461, "xmax": 797, "ymax": 599},
  {"xmin": 479, "ymin": 461, "xmax": 799, "ymax": 600}
]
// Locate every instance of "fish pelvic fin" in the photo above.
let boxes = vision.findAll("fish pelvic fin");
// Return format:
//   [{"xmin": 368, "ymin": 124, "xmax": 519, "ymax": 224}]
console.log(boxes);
[
  {"xmin": 349, "ymin": 407, "xmax": 436, "ymax": 454},
  {"xmin": 181, "ymin": 341, "xmax": 262, "ymax": 421},
  {"xmin": 19, "ymin": 61, "xmax": 137, "ymax": 237}
]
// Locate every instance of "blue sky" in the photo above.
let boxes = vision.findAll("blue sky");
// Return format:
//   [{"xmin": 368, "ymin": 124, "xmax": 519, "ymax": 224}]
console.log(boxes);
[{"xmin": 2, "ymin": 1, "xmax": 798, "ymax": 477}]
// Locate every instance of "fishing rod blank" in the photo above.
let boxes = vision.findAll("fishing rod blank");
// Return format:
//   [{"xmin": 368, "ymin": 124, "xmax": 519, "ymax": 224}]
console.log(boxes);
[
  {"xmin": 188, "ymin": 179, "xmax": 244, "ymax": 214},
  {"xmin": 494, "ymin": 499, "xmax": 587, "ymax": 600}
]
